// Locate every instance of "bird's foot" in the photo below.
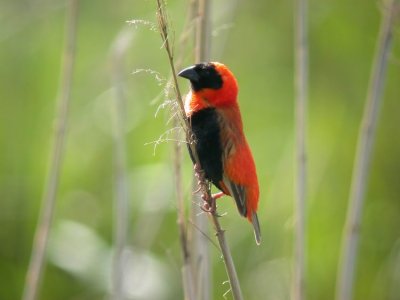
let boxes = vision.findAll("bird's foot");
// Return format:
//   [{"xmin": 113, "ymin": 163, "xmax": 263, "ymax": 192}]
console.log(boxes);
[
  {"xmin": 193, "ymin": 164, "xmax": 225, "ymax": 216},
  {"xmin": 200, "ymin": 195, "xmax": 216, "ymax": 214},
  {"xmin": 200, "ymin": 192, "xmax": 224, "ymax": 216}
]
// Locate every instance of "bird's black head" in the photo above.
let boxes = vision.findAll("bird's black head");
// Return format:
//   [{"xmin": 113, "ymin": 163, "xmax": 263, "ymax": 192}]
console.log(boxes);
[{"xmin": 178, "ymin": 62, "xmax": 223, "ymax": 92}]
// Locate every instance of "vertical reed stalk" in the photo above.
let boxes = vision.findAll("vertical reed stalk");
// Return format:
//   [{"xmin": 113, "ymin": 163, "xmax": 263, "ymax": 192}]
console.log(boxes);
[
  {"xmin": 190, "ymin": 0, "xmax": 212, "ymax": 299},
  {"xmin": 156, "ymin": 1, "xmax": 243, "ymax": 299},
  {"xmin": 194, "ymin": 0, "xmax": 210, "ymax": 61},
  {"xmin": 174, "ymin": 137, "xmax": 195, "ymax": 300},
  {"xmin": 22, "ymin": 1, "xmax": 79, "ymax": 300},
  {"xmin": 172, "ymin": 1, "xmax": 197, "ymax": 299},
  {"xmin": 110, "ymin": 28, "xmax": 133, "ymax": 300},
  {"xmin": 293, "ymin": 0, "xmax": 308, "ymax": 299},
  {"xmin": 336, "ymin": 2, "xmax": 400, "ymax": 300}
]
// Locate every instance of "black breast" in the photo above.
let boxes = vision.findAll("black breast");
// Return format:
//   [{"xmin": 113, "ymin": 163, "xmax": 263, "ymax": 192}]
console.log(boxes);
[{"xmin": 188, "ymin": 108, "xmax": 223, "ymax": 190}]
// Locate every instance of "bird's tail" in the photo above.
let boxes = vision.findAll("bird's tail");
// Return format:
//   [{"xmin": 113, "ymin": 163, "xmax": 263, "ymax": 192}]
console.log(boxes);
[{"xmin": 251, "ymin": 211, "xmax": 261, "ymax": 245}]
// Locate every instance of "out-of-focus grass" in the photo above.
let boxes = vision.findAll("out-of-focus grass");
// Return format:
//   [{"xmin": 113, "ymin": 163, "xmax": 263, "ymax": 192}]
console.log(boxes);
[{"xmin": 0, "ymin": 0, "xmax": 399, "ymax": 299}]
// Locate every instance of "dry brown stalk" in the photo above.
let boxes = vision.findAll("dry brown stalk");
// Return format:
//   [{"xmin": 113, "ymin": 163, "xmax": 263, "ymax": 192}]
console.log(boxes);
[
  {"xmin": 110, "ymin": 27, "xmax": 135, "ymax": 300},
  {"xmin": 156, "ymin": 0, "xmax": 243, "ymax": 299},
  {"xmin": 190, "ymin": 1, "xmax": 212, "ymax": 300},
  {"xmin": 22, "ymin": 1, "xmax": 79, "ymax": 300},
  {"xmin": 293, "ymin": 0, "xmax": 308, "ymax": 299},
  {"xmin": 336, "ymin": 1, "xmax": 400, "ymax": 300}
]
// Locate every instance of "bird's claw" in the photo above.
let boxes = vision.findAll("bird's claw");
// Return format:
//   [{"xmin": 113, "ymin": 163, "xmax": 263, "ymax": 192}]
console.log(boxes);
[
  {"xmin": 193, "ymin": 163, "xmax": 225, "ymax": 216},
  {"xmin": 200, "ymin": 199, "xmax": 218, "ymax": 215},
  {"xmin": 200, "ymin": 192, "xmax": 221, "ymax": 215}
]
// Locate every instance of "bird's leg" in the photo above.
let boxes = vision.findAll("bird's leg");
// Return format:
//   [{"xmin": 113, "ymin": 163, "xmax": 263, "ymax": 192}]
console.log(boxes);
[
  {"xmin": 193, "ymin": 163, "xmax": 224, "ymax": 215},
  {"xmin": 200, "ymin": 191, "xmax": 225, "ymax": 215},
  {"xmin": 212, "ymin": 191, "xmax": 224, "ymax": 200}
]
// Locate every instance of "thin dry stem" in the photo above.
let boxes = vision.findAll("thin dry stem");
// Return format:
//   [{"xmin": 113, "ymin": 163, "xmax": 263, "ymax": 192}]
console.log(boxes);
[
  {"xmin": 336, "ymin": 2, "xmax": 400, "ymax": 300},
  {"xmin": 110, "ymin": 27, "xmax": 134, "ymax": 300},
  {"xmin": 293, "ymin": 0, "xmax": 308, "ymax": 299},
  {"xmin": 191, "ymin": 1, "xmax": 212, "ymax": 300},
  {"xmin": 209, "ymin": 215, "xmax": 243, "ymax": 300},
  {"xmin": 170, "ymin": 1, "xmax": 198, "ymax": 299},
  {"xmin": 174, "ymin": 136, "xmax": 195, "ymax": 300},
  {"xmin": 156, "ymin": 1, "xmax": 243, "ymax": 299},
  {"xmin": 156, "ymin": 0, "xmax": 188, "ymax": 131},
  {"xmin": 22, "ymin": 1, "xmax": 79, "ymax": 300},
  {"xmin": 194, "ymin": 0, "xmax": 210, "ymax": 62}
]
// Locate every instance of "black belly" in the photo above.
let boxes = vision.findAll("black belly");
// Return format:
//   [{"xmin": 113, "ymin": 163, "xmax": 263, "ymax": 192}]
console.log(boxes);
[{"xmin": 188, "ymin": 108, "xmax": 223, "ymax": 190}]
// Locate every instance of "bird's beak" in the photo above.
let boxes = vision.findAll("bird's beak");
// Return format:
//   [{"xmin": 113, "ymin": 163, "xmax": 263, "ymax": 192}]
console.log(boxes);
[{"xmin": 178, "ymin": 66, "xmax": 200, "ymax": 82}]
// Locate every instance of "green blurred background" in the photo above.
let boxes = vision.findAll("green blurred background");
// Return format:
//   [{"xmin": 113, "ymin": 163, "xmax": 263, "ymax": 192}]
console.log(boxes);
[{"xmin": 1, "ymin": 0, "xmax": 399, "ymax": 299}]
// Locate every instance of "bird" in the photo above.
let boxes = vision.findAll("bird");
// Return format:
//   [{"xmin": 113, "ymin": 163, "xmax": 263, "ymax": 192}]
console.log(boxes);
[{"xmin": 178, "ymin": 62, "xmax": 261, "ymax": 245}]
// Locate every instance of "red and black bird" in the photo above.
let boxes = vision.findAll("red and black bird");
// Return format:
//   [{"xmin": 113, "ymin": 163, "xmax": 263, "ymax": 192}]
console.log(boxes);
[{"xmin": 178, "ymin": 62, "xmax": 261, "ymax": 244}]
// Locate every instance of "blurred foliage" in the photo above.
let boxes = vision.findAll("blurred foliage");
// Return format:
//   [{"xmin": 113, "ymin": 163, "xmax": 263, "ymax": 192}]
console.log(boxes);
[{"xmin": 1, "ymin": 0, "xmax": 399, "ymax": 299}]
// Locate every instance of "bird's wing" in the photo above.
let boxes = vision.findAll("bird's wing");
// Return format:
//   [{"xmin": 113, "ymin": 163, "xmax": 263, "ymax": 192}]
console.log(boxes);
[
  {"xmin": 216, "ymin": 107, "xmax": 249, "ymax": 217},
  {"xmin": 222, "ymin": 175, "xmax": 247, "ymax": 217}
]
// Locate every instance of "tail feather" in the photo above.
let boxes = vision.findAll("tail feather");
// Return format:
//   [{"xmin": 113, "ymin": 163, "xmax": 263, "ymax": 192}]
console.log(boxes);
[{"xmin": 251, "ymin": 212, "xmax": 261, "ymax": 245}]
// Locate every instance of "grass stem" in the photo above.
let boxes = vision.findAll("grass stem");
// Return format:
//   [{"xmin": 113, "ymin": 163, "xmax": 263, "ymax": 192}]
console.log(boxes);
[
  {"xmin": 110, "ymin": 27, "xmax": 134, "ymax": 300},
  {"xmin": 336, "ymin": 2, "xmax": 400, "ymax": 300},
  {"xmin": 190, "ymin": 1, "xmax": 212, "ymax": 299},
  {"xmin": 22, "ymin": 1, "xmax": 79, "ymax": 299},
  {"xmin": 293, "ymin": 0, "xmax": 308, "ymax": 299},
  {"xmin": 156, "ymin": 1, "xmax": 243, "ymax": 299}
]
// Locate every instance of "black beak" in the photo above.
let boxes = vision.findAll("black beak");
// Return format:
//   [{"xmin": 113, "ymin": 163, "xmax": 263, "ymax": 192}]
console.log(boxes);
[{"xmin": 178, "ymin": 66, "xmax": 200, "ymax": 82}]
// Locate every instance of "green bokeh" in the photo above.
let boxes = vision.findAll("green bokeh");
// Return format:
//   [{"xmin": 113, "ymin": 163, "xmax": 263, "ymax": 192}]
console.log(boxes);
[{"xmin": 1, "ymin": 0, "xmax": 399, "ymax": 299}]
